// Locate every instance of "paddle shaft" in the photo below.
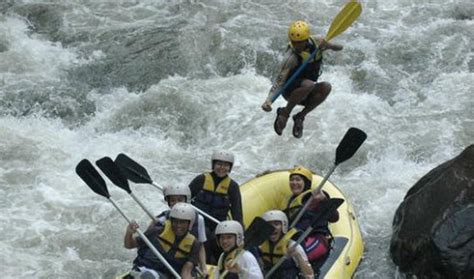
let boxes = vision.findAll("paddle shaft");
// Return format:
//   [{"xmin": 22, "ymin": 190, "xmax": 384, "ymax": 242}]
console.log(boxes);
[
  {"xmin": 96, "ymin": 157, "xmax": 156, "ymax": 221},
  {"xmin": 107, "ymin": 198, "xmax": 181, "ymax": 279},
  {"xmin": 270, "ymin": 1, "xmax": 361, "ymax": 103},
  {"xmin": 219, "ymin": 248, "xmax": 245, "ymax": 279},
  {"xmin": 270, "ymin": 49, "xmax": 319, "ymax": 102},
  {"xmin": 115, "ymin": 154, "xmax": 221, "ymax": 225},
  {"xmin": 149, "ymin": 182, "xmax": 221, "ymax": 225},
  {"xmin": 151, "ymin": 181, "xmax": 164, "ymax": 191},
  {"xmin": 289, "ymin": 164, "xmax": 337, "ymax": 228},
  {"xmin": 264, "ymin": 225, "xmax": 315, "ymax": 279},
  {"xmin": 129, "ymin": 192, "xmax": 156, "ymax": 220}
]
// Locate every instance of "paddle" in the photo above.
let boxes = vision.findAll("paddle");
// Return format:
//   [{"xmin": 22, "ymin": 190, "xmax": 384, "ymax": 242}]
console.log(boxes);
[
  {"xmin": 289, "ymin": 127, "xmax": 366, "ymax": 228},
  {"xmin": 96, "ymin": 157, "xmax": 155, "ymax": 220},
  {"xmin": 75, "ymin": 159, "xmax": 182, "ymax": 279},
  {"xmin": 265, "ymin": 198, "xmax": 344, "ymax": 279},
  {"xmin": 270, "ymin": 1, "xmax": 362, "ymax": 102},
  {"xmin": 114, "ymin": 153, "xmax": 221, "ymax": 225},
  {"xmin": 219, "ymin": 217, "xmax": 274, "ymax": 279},
  {"xmin": 114, "ymin": 153, "xmax": 161, "ymax": 187}
]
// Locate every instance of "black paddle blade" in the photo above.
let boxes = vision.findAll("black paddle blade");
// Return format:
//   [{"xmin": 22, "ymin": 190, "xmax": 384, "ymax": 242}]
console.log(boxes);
[
  {"xmin": 96, "ymin": 157, "xmax": 132, "ymax": 194},
  {"xmin": 244, "ymin": 217, "xmax": 274, "ymax": 249},
  {"xmin": 335, "ymin": 127, "xmax": 367, "ymax": 165},
  {"xmin": 310, "ymin": 198, "xmax": 345, "ymax": 227},
  {"xmin": 76, "ymin": 159, "xmax": 110, "ymax": 198},
  {"xmin": 114, "ymin": 153, "xmax": 153, "ymax": 184}
]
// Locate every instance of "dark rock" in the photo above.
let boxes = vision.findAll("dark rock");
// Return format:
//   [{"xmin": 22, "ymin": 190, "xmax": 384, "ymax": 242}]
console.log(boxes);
[{"xmin": 390, "ymin": 145, "xmax": 474, "ymax": 279}]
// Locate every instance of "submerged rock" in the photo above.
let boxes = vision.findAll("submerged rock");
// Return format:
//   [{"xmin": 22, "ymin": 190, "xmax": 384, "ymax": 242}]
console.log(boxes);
[{"xmin": 390, "ymin": 145, "xmax": 474, "ymax": 278}]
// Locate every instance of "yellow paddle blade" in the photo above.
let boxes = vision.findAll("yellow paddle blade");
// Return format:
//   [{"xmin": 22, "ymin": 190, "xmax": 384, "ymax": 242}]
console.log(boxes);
[{"xmin": 326, "ymin": 1, "xmax": 362, "ymax": 41}]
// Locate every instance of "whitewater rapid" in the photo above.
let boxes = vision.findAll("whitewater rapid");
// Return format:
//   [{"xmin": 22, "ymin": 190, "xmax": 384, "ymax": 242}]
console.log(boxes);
[{"xmin": 1, "ymin": 1, "xmax": 472, "ymax": 278}]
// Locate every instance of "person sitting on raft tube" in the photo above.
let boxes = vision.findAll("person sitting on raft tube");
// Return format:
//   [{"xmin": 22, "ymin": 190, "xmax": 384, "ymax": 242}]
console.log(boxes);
[
  {"xmin": 124, "ymin": 203, "xmax": 201, "ymax": 279},
  {"xmin": 148, "ymin": 184, "xmax": 208, "ymax": 277},
  {"xmin": 188, "ymin": 151, "xmax": 243, "ymax": 264},
  {"xmin": 258, "ymin": 210, "xmax": 314, "ymax": 279},
  {"xmin": 281, "ymin": 166, "xmax": 339, "ymax": 265},
  {"xmin": 213, "ymin": 220, "xmax": 263, "ymax": 279},
  {"xmin": 261, "ymin": 20, "xmax": 343, "ymax": 138}
]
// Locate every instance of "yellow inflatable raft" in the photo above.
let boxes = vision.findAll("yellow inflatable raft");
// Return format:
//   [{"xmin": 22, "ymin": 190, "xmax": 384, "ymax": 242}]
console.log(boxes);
[
  {"xmin": 238, "ymin": 169, "xmax": 364, "ymax": 279},
  {"xmin": 117, "ymin": 169, "xmax": 364, "ymax": 278}
]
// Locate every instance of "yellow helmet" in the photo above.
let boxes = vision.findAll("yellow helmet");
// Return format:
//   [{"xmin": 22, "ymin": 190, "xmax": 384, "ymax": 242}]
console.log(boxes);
[
  {"xmin": 288, "ymin": 20, "xmax": 310, "ymax": 42},
  {"xmin": 290, "ymin": 166, "xmax": 313, "ymax": 182}
]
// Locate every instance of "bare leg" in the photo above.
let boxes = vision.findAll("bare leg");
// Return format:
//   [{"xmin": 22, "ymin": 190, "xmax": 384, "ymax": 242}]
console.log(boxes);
[
  {"xmin": 292, "ymin": 82, "xmax": 331, "ymax": 138},
  {"xmin": 295, "ymin": 82, "xmax": 331, "ymax": 119},
  {"xmin": 274, "ymin": 79, "xmax": 315, "ymax": 135},
  {"xmin": 283, "ymin": 79, "xmax": 316, "ymax": 117}
]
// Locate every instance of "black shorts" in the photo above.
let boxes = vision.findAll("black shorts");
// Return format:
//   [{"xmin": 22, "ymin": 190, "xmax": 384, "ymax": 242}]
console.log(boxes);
[
  {"xmin": 282, "ymin": 78, "xmax": 304, "ymax": 100},
  {"xmin": 283, "ymin": 78, "xmax": 319, "ymax": 106}
]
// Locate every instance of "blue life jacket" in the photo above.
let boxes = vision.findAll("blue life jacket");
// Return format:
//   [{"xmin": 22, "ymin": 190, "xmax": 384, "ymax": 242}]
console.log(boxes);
[
  {"xmin": 133, "ymin": 220, "xmax": 196, "ymax": 275},
  {"xmin": 193, "ymin": 172, "xmax": 232, "ymax": 221}
]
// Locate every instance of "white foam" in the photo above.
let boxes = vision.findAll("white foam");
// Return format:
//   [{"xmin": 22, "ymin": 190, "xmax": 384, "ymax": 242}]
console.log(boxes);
[
  {"xmin": 1, "ymin": 0, "xmax": 473, "ymax": 277},
  {"xmin": 0, "ymin": 16, "xmax": 79, "ymax": 80}
]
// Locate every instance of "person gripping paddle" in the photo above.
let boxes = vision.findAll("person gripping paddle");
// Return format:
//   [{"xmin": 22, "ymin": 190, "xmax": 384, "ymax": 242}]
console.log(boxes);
[
  {"xmin": 261, "ymin": 2, "xmax": 362, "ymax": 139},
  {"xmin": 262, "ymin": 20, "xmax": 342, "ymax": 138}
]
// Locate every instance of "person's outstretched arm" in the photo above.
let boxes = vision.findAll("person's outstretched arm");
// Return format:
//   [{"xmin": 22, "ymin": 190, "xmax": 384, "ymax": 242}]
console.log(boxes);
[
  {"xmin": 262, "ymin": 52, "xmax": 299, "ymax": 111},
  {"xmin": 316, "ymin": 36, "xmax": 343, "ymax": 51}
]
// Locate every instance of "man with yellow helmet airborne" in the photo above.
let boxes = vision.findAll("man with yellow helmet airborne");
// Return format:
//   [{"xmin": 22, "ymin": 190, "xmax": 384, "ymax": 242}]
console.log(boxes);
[{"xmin": 261, "ymin": 20, "xmax": 343, "ymax": 138}]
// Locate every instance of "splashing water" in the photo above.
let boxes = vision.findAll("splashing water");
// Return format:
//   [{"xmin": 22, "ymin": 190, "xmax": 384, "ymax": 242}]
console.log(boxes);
[{"xmin": 0, "ymin": 1, "xmax": 472, "ymax": 278}]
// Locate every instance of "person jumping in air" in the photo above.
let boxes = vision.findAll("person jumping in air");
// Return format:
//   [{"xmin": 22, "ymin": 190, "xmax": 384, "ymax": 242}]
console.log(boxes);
[{"xmin": 261, "ymin": 20, "xmax": 343, "ymax": 138}]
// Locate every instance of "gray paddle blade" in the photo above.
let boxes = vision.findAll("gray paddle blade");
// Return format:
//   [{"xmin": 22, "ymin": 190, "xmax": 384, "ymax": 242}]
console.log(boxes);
[
  {"xmin": 76, "ymin": 159, "xmax": 110, "ymax": 198},
  {"xmin": 335, "ymin": 127, "xmax": 367, "ymax": 165},
  {"xmin": 115, "ymin": 153, "xmax": 153, "ymax": 184},
  {"xmin": 96, "ymin": 157, "xmax": 131, "ymax": 193},
  {"xmin": 244, "ymin": 217, "xmax": 274, "ymax": 249}
]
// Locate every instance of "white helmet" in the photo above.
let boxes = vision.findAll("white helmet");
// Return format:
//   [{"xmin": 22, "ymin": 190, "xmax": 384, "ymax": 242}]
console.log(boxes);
[
  {"xmin": 211, "ymin": 150, "xmax": 235, "ymax": 170},
  {"xmin": 169, "ymin": 202, "xmax": 195, "ymax": 227},
  {"xmin": 215, "ymin": 220, "xmax": 244, "ymax": 246},
  {"xmin": 163, "ymin": 185, "xmax": 191, "ymax": 202},
  {"xmin": 262, "ymin": 210, "xmax": 289, "ymax": 233}
]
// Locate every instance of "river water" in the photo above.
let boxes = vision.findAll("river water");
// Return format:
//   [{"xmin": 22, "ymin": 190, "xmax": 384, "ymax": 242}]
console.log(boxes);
[{"xmin": 0, "ymin": 0, "xmax": 472, "ymax": 278}]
